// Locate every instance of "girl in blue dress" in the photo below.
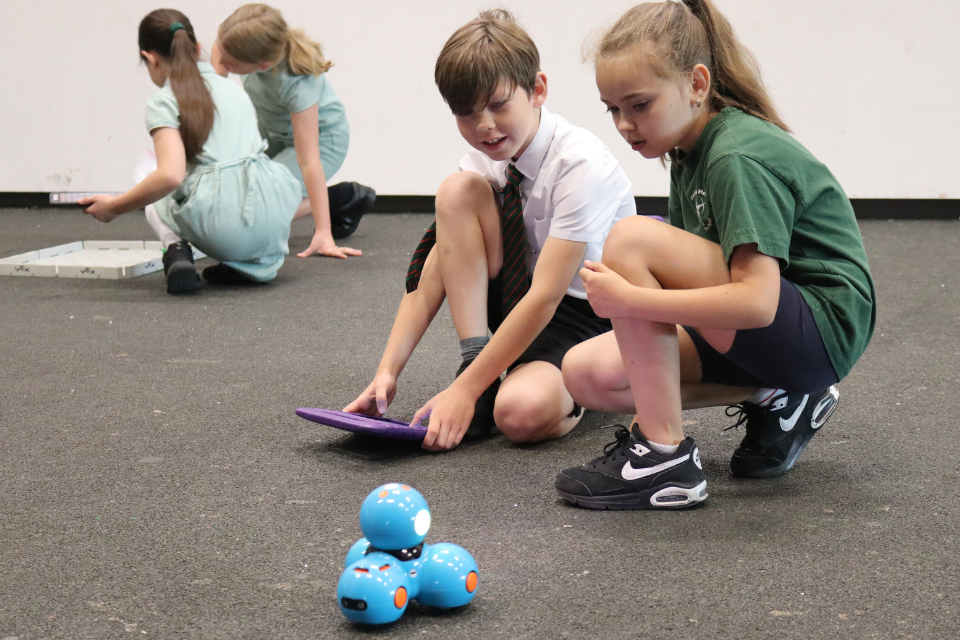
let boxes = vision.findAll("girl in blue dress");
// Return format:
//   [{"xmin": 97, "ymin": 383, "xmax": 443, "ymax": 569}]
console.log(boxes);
[
  {"xmin": 212, "ymin": 3, "xmax": 376, "ymax": 260},
  {"xmin": 81, "ymin": 9, "xmax": 302, "ymax": 293}
]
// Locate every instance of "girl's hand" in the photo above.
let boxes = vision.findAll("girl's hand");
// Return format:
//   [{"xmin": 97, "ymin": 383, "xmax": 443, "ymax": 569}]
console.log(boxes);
[
  {"xmin": 344, "ymin": 372, "xmax": 397, "ymax": 417},
  {"xmin": 79, "ymin": 195, "xmax": 122, "ymax": 223},
  {"xmin": 297, "ymin": 229, "xmax": 363, "ymax": 259},
  {"xmin": 412, "ymin": 384, "xmax": 476, "ymax": 452},
  {"xmin": 580, "ymin": 259, "xmax": 636, "ymax": 319}
]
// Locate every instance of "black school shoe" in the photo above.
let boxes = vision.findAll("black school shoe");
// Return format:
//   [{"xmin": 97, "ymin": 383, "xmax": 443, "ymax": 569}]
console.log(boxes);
[
  {"xmin": 456, "ymin": 358, "xmax": 500, "ymax": 438},
  {"xmin": 556, "ymin": 424, "xmax": 708, "ymax": 510},
  {"xmin": 329, "ymin": 182, "xmax": 376, "ymax": 240},
  {"xmin": 162, "ymin": 241, "xmax": 203, "ymax": 295},
  {"xmin": 727, "ymin": 386, "xmax": 840, "ymax": 478}
]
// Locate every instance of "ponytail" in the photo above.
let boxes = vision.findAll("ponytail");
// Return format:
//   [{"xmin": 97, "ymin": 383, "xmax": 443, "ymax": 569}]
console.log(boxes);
[
  {"xmin": 219, "ymin": 4, "xmax": 333, "ymax": 77},
  {"xmin": 285, "ymin": 27, "xmax": 333, "ymax": 76},
  {"xmin": 682, "ymin": 0, "xmax": 787, "ymax": 132},
  {"xmin": 139, "ymin": 10, "xmax": 215, "ymax": 163},
  {"xmin": 593, "ymin": 0, "xmax": 788, "ymax": 133}
]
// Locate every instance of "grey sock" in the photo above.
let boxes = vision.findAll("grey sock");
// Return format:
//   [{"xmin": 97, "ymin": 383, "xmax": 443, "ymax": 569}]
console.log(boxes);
[{"xmin": 459, "ymin": 336, "xmax": 490, "ymax": 362}]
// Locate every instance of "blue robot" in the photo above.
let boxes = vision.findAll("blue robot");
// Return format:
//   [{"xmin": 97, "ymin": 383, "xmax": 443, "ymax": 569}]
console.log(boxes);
[{"xmin": 337, "ymin": 483, "xmax": 480, "ymax": 624}]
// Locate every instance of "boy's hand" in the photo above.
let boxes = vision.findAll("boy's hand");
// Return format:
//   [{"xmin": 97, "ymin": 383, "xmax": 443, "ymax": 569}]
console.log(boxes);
[
  {"xmin": 298, "ymin": 229, "xmax": 362, "ymax": 259},
  {"xmin": 344, "ymin": 372, "xmax": 397, "ymax": 416},
  {"xmin": 79, "ymin": 195, "xmax": 122, "ymax": 223},
  {"xmin": 412, "ymin": 385, "xmax": 476, "ymax": 451},
  {"xmin": 580, "ymin": 260, "xmax": 635, "ymax": 319}
]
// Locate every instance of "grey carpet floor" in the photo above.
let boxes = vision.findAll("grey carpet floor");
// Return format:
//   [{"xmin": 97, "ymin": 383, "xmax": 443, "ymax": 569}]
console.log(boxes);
[{"xmin": 1, "ymin": 209, "xmax": 958, "ymax": 639}]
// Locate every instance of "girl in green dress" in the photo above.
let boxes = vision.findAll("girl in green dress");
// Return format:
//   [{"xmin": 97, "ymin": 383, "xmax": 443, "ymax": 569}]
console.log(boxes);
[
  {"xmin": 81, "ymin": 9, "xmax": 302, "ymax": 293},
  {"xmin": 212, "ymin": 3, "xmax": 375, "ymax": 260}
]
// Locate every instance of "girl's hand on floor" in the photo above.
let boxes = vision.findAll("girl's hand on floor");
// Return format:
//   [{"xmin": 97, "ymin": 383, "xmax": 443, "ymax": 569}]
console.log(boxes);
[
  {"xmin": 298, "ymin": 229, "xmax": 363, "ymax": 259},
  {"xmin": 79, "ymin": 195, "xmax": 122, "ymax": 223},
  {"xmin": 344, "ymin": 372, "xmax": 397, "ymax": 417},
  {"xmin": 580, "ymin": 260, "xmax": 636, "ymax": 319}
]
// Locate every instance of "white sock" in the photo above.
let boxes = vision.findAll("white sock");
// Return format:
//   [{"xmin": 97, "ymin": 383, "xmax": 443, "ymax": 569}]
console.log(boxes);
[
  {"xmin": 747, "ymin": 388, "xmax": 787, "ymax": 407},
  {"xmin": 647, "ymin": 440, "xmax": 679, "ymax": 455},
  {"xmin": 145, "ymin": 204, "xmax": 182, "ymax": 249}
]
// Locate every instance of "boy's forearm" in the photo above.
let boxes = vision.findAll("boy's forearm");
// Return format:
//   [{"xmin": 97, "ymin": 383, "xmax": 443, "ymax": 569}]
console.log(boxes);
[
  {"xmin": 376, "ymin": 253, "xmax": 447, "ymax": 379},
  {"xmin": 452, "ymin": 289, "xmax": 558, "ymax": 398}
]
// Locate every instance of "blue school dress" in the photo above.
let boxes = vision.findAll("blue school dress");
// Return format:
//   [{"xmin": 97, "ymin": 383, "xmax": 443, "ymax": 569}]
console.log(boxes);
[
  {"xmin": 146, "ymin": 62, "xmax": 301, "ymax": 282},
  {"xmin": 241, "ymin": 64, "xmax": 350, "ymax": 195}
]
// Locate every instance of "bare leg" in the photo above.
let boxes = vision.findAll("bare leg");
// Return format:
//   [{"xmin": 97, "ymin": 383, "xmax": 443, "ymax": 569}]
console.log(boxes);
[
  {"xmin": 494, "ymin": 361, "xmax": 582, "ymax": 443},
  {"xmin": 587, "ymin": 216, "xmax": 747, "ymax": 444},
  {"xmin": 434, "ymin": 172, "xmax": 503, "ymax": 340},
  {"xmin": 563, "ymin": 328, "xmax": 757, "ymax": 414}
]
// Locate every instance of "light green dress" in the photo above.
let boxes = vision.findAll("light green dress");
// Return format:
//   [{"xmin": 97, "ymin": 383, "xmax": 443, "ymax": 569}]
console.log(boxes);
[
  {"xmin": 241, "ymin": 64, "xmax": 350, "ymax": 196},
  {"xmin": 146, "ymin": 62, "xmax": 301, "ymax": 282}
]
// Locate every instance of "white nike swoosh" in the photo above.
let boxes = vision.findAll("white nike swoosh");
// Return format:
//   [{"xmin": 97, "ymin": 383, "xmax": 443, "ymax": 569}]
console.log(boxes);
[
  {"xmin": 779, "ymin": 395, "xmax": 809, "ymax": 432},
  {"xmin": 621, "ymin": 454, "xmax": 689, "ymax": 481}
]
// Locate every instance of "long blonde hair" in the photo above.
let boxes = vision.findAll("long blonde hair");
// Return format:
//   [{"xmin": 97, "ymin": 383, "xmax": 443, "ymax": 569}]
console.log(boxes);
[
  {"xmin": 218, "ymin": 3, "xmax": 333, "ymax": 76},
  {"xmin": 593, "ymin": 0, "xmax": 788, "ymax": 133}
]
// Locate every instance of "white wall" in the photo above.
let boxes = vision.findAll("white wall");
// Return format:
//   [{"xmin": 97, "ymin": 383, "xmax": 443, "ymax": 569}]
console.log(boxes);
[{"xmin": 1, "ymin": 0, "xmax": 957, "ymax": 198}]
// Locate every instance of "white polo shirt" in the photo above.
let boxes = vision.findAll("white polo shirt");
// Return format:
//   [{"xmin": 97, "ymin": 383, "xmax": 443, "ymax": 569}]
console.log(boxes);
[{"xmin": 459, "ymin": 107, "xmax": 635, "ymax": 300}]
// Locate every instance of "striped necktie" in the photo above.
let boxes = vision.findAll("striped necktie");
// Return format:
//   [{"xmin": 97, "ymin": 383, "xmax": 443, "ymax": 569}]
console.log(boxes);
[{"xmin": 405, "ymin": 164, "xmax": 530, "ymax": 318}]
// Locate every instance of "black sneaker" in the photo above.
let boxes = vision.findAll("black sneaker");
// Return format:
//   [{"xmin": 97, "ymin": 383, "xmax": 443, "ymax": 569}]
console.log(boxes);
[
  {"xmin": 555, "ymin": 424, "xmax": 707, "ymax": 510},
  {"xmin": 456, "ymin": 358, "xmax": 500, "ymax": 438},
  {"xmin": 162, "ymin": 241, "xmax": 203, "ymax": 295},
  {"xmin": 329, "ymin": 182, "xmax": 376, "ymax": 240},
  {"xmin": 728, "ymin": 386, "xmax": 840, "ymax": 478}
]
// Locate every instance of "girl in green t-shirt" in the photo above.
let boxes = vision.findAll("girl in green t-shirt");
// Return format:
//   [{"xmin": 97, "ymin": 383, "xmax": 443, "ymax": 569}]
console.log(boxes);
[
  {"xmin": 555, "ymin": 0, "xmax": 875, "ymax": 510},
  {"xmin": 212, "ymin": 3, "xmax": 375, "ymax": 260}
]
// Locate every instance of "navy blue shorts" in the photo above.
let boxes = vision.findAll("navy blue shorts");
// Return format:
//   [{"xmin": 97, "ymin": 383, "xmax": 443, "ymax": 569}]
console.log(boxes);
[
  {"xmin": 683, "ymin": 278, "xmax": 839, "ymax": 393},
  {"xmin": 487, "ymin": 275, "xmax": 612, "ymax": 371}
]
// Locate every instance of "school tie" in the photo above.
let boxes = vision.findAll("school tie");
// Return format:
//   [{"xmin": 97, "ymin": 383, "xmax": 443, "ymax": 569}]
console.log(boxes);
[
  {"xmin": 497, "ymin": 164, "xmax": 530, "ymax": 316},
  {"xmin": 405, "ymin": 164, "xmax": 530, "ymax": 318}
]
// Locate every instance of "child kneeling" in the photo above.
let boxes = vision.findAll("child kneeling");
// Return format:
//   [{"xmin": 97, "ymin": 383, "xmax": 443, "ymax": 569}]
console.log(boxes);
[
  {"xmin": 82, "ymin": 9, "xmax": 301, "ymax": 293},
  {"xmin": 346, "ymin": 10, "xmax": 635, "ymax": 450}
]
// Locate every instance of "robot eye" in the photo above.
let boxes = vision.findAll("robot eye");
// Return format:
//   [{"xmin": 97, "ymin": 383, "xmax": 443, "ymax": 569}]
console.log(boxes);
[
  {"xmin": 353, "ymin": 568, "xmax": 369, "ymax": 574},
  {"xmin": 341, "ymin": 597, "xmax": 368, "ymax": 611},
  {"xmin": 379, "ymin": 565, "xmax": 392, "ymax": 571}
]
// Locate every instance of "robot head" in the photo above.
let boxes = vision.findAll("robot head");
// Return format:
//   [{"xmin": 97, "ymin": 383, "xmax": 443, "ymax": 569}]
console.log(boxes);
[
  {"xmin": 337, "ymin": 552, "xmax": 411, "ymax": 625},
  {"xmin": 359, "ymin": 483, "xmax": 431, "ymax": 550}
]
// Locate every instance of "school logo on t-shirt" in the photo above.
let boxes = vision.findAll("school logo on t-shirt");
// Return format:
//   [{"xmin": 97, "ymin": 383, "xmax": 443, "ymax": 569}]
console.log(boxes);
[{"xmin": 691, "ymin": 188, "xmax": 712, "ymax": 231}]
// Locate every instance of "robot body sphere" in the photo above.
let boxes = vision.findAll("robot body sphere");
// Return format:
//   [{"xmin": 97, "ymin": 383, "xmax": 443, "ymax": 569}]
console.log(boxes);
[{"xmin": 337, "ymin": 484, "xmax": 479, "ymax": 624}]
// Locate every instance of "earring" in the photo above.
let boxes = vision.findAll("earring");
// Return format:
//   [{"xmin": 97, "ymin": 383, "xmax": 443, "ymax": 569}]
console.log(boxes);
[{"xmin": 696, "ymin": 98, "xmax": 702, "ymax": 108}]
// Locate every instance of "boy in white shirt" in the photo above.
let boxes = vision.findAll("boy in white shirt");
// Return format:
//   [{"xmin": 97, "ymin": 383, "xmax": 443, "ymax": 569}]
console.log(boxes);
[{"xmin": 345, "ymin": 10, "xmax": 635, "ymax": 450}]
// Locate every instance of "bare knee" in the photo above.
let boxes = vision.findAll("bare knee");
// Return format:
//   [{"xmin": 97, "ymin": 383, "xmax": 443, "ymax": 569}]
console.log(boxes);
[
  {"xmin": 602, "ymin": 215, "xmax": 664, "ymax": 264},
  {"xmin": 435, "ymin": 171, "xmax": 492, "ymax": 221},
  {"xmin": 494, "ymin": 388, "xmax": 555, "ymax": 443}
]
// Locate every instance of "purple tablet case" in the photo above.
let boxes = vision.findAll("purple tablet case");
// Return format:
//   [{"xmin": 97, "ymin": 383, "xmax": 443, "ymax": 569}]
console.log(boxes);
[{"xmin": 296, "ymin": 408, "xmax": 427, "ymax": 441}]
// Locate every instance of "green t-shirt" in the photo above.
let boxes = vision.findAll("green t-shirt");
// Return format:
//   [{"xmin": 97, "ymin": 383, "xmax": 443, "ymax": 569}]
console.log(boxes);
[{"xmin": 669, "ymin": 107, "xmax": 876, "ymax": 379}]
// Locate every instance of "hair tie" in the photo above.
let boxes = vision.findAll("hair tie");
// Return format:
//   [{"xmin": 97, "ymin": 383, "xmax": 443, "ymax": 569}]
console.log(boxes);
[{"xmin": 169, "ymin": 22, "xmax": 185, "ymax": 35}]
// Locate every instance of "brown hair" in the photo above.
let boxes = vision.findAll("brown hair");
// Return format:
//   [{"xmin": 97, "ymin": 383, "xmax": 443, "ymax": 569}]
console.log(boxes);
[
  {"xmin": 593, "ymin": 0, "xmax": 788, "ymax": 133},
  {"xmin": 435, "ymin": 9, "xmax": 540, "ymax": 117},
  {"xmin": 218, "ymin": 4, "xmax": 333, "ymax": 76},
  {"xmin": 139, "ymin": 9, "xmax": 215, "ymax": 164}
]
